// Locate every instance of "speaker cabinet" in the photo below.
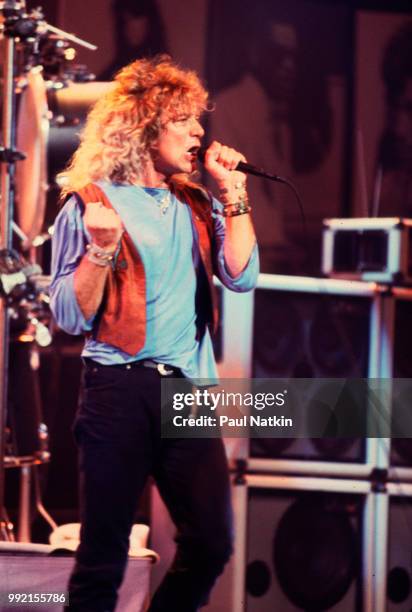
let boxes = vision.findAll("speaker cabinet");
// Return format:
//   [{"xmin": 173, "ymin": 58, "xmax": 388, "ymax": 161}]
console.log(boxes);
[
  {"xmin": 217, "ymin": 276, "xmax": 412, "ymax": 471},
  {"xmin": 252, "ymin": 289, "xmax": 371, "ymax": 380},
  {"xmin": 387, "ymin": 495, "xmax": 412, "ymax": 610},
  {"xmin": 208, "ymin": 276, "xmax": 412, "ymax": 611},
  {"xmin": 392, "ymin": 297, "xmax": 412, "ymax": 379},
  {"xmin": 249, "ymin": 281, "xmax": 375, "ymax": 465},
  {"xmin": 389, "ymin": 294, "xmax": 412, "ymax": 471},
  {"xmin": 205, "ymin": 473, "xmax": 371, "ymax": 612},
  {"xmin": 245, "ymin": 488, "xmax": 363, "ymax": 611}
]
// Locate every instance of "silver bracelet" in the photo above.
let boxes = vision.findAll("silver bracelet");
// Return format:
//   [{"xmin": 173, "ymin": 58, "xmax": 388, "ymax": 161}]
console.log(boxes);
[{"xmin": 86, "ymin": 243, "xmax": 116, "ymax": 267}]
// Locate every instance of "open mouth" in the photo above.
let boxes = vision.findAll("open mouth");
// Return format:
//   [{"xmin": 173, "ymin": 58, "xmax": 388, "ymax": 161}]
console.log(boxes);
[{"xmin": 187, "ymin": 146, "xmax": 200, "ymax": 158}]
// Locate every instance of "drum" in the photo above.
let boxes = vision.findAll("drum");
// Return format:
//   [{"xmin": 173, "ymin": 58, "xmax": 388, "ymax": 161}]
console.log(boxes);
[
  {"xmin": 15, "ymin": 72, "xmax": 113, "ymax": 245},
  {"xmin": 15, "ymin": 68, "xmax": 49, "ymax": 246}
]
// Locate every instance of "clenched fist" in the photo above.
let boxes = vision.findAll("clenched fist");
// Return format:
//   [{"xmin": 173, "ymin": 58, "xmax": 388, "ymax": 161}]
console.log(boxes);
[
  {"xmin": 202, "ymin": 140, "xmax": 247, "ymax": 185},
  {"xmin": 84, "ymin": 202, "xmax": 123, "ymax": 251}
]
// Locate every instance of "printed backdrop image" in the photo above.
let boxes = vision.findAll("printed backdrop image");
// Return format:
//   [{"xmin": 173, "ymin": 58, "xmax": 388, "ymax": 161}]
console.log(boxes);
[
  {"xmin": 353, "ymin": 11, "xmax": 412, "ymax": 218},
  {"xmin": 56, "ymin": 0, "xmax": 208, "ymax": 82},
  {"xmin": 205, "ymin": 0, "xmax": 352, "ymax": 273}
]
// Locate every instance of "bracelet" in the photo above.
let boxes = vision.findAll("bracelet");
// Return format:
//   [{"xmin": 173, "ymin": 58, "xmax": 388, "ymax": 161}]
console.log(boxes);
[
  {"xmin": 223, "ymin": 198, "xmax": 250, "ymax": 212},
  {"xmin": 223, "ymin": 200, "xmax": 252, "ymax": 217},
  {"xmin": 218, "ymin": 180, "xmax": 246, "ymax": 193},
  {"xmin": 224, "ymin": 207, "xmax": 252, "ymax": 218},
  {"xmin": 219, "ymin": 180, "xmax": 247, "ymax": 205},
  {"xmin": 86, "ymin": 243, "xmax": 117, "ymax": 267}
]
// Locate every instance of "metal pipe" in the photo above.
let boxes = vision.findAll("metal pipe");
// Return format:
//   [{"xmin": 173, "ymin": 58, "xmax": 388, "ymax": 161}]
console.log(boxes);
[
  {"xmin": 17, "ymin": 465, "xmax": 31, "ymax": 542},
  {"xmin": 44, "ymin": 23, "xmax": 97, "ymax": 51},
  {"xmin": 0, "ymin": 30, "xmax": 16, "ymax": 539}
]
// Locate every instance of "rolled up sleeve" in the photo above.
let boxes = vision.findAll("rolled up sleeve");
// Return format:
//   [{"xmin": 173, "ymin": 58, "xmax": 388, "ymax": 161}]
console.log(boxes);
[
  {"xmin": 212, "ymin": 198, "xmax": 259, "ymax": 292},
  {"xmin": 50, "ymin": 198, "xmax": 94, "ymax": 335}
]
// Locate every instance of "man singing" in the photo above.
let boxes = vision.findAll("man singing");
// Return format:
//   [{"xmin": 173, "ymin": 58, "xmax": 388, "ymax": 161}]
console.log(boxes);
[{"xmin": 50, "ymin": 56, "xmax": 258, "ymax": 611}]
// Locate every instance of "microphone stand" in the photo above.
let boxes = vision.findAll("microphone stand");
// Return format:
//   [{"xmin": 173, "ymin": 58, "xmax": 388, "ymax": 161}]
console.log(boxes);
[{"xmin": 0, "ymin": 0, "xmax": 97, "ymax": 540}]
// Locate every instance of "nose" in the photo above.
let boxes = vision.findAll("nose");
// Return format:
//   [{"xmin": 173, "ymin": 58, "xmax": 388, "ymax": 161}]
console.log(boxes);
[{"xmin": 191, "ymin": 117, "xmax": 204, "ymax": 137}]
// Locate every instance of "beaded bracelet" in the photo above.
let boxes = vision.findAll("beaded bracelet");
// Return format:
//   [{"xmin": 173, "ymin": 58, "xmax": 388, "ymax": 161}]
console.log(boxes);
[
  {"xmin": 219, "ymin": 181, "xmax": 247, "ymax": 205},
  {"xmin": 222, "ymin": 199, "xmax": 252, "ymax": 218},
  {"xmin": 224, "ymin": 207, "xmax": 252, "ymax": 218},
  {"xmin": 86, "ymin": 243, "xmax": 116, "ymax": 267}
]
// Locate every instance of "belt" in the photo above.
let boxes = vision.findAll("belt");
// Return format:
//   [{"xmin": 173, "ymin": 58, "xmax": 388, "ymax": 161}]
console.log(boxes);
[
  {"xmin": 84, "ymin": 357, "xmax": 180, "ymax": 376},
  {"xmin": 140, "ymin": 360, "xmax": 177, "ymax": 376}
]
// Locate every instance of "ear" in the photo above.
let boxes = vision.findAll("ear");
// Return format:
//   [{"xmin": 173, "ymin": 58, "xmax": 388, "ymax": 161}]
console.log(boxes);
[
  {"xmin": 148, "ymin": 142, "xmax": 160, "ymax": 163},
  {"xmin": 146, "ymin": 120, "xmax": 162, "ymax": 150}
]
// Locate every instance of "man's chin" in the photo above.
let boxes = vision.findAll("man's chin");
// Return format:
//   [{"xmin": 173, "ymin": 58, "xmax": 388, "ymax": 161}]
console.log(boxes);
[
  {"xmin": 161, "ymin": 157, "xmax": 199, "ymax": 180},
  {"xmin": 176, "ymin": 161, "xmax": 197, "ymax": 176}
]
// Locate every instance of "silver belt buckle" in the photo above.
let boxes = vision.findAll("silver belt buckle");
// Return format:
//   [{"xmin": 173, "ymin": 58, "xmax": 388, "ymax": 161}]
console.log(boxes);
[{"xmin": 157, "ymin": 363, "xmax": 174, "ymax": 376}]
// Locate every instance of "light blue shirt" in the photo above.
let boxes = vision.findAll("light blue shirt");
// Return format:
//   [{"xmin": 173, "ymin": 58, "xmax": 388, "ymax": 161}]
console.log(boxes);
[{"xmin": 50, "ymin": 181, "xmax": 259, "ymax": 379}]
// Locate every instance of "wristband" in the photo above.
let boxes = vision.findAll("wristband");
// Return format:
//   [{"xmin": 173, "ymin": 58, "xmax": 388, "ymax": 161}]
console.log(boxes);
[
  {"xmin": 222, "ymin": 199, "xmax": 252, "ymax": 217},
  {"xmin": 219, "ymin": 180, "xmax": 247, "ymax": 204},
  {"xmin": 86, "ymin": 243, "xmax": 117, "ymax": 267}
]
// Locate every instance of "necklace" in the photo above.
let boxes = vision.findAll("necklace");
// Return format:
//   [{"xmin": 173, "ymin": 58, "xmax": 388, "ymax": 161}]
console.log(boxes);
[
  {"xmin": 158, "ymin": 190, "xmax": 171, "ymax": 215},
  {"xmin": 143, "ymin": 186, "xmax": 172, "ymax": 215}
]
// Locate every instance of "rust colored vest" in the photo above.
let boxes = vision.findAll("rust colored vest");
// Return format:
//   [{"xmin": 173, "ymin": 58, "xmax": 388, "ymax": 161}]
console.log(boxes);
[{"xmin": 75, "ymin": 182, "xmax": 218, "ymax": 355}]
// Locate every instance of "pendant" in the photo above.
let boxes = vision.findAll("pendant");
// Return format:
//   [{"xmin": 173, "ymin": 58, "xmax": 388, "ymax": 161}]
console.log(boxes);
[{"xmin": 159, "ymin": 192, "xmax": 171, "ymax": 215}]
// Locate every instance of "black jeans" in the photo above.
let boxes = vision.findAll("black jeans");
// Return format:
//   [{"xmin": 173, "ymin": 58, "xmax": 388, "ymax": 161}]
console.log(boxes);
[{"xmin": 67, "ymin": 360, "xmax": 233, "ymax": 612}]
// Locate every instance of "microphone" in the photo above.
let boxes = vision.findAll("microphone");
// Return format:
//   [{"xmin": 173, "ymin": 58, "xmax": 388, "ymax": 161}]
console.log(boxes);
[{"xmin": 197, "ymin": 146, "xmax": 285, "ymax": 182}]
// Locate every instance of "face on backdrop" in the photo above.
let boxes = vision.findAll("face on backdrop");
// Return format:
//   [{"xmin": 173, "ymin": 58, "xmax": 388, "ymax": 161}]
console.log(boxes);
[
  {"xmin": 253, "ymin": 22, "xmax": 298, "ymax": 106},
  {"xmin": 123, "ymin": 12, "xmax": 150, "ymax": 48},
  {"xmin": 390, "ymin": 79, "xmax": 412, "ymax": 169}
]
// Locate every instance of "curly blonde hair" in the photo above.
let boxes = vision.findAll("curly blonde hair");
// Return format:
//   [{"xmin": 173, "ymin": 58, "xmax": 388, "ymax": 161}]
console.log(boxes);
[{"xmin": 59, "ymin": 56, "xmax": 209, "ymax": 196}]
